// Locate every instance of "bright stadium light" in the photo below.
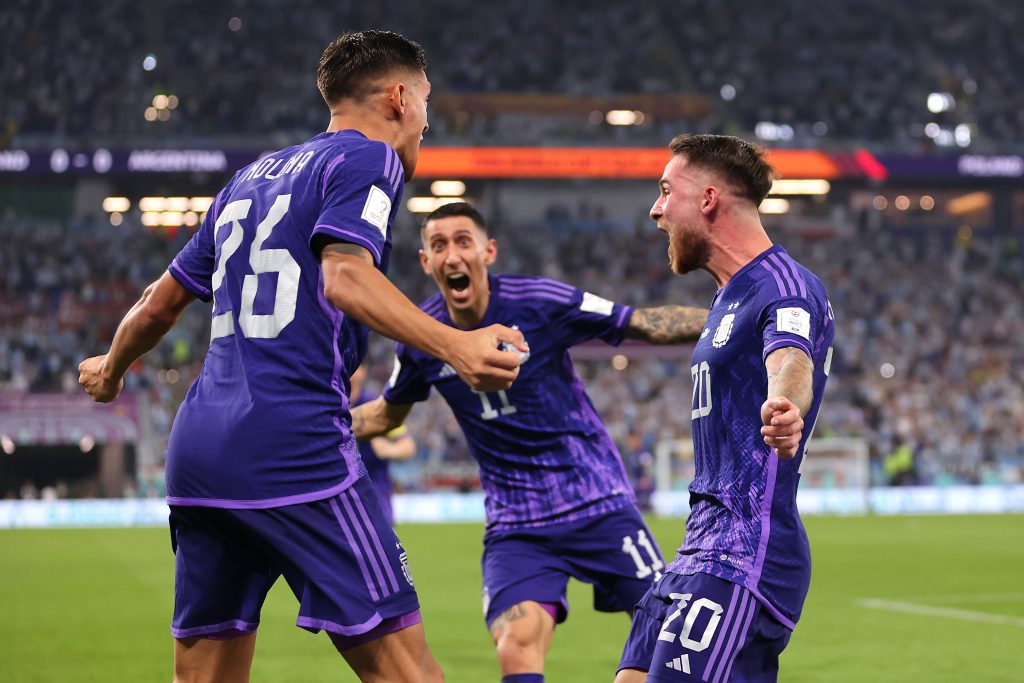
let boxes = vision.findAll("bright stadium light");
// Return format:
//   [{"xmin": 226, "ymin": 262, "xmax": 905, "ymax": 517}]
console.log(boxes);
[
  {"xmin": 894, "ymin": 195, "xmax": 911, "ymax": 211},
  {"xmin": 110, "ymin": 212, "xmax": 124, "ymax": 227},
  {"xmin": 955, "ymin": 124, "xmax": 971, "ymax": 147},
  {"xmin": 611, "ymin": 354, "xmax": 629, "ymax": 371},
  {"xmin": 102, "ymin": 197, "xmax": 131, "ymax": 212},
  {"xmin": 160, "ymin": 212, "xmax": 185, "ymax": 227},
  {"xmin": 430, "ymin": 180, "xmax": 466, "ymax": 196},
  {"xmin": 139, "ymin": 197, "xmax": 165, "ymax": 211},
  {"xmin": 144, "ymin": 107, "xmax": 158, "ymax": 122},
  {"xmin": 759, "ymin": 198, "xmax": 790, "ymax": 214},
  {"xmin": 873, "ymin": 196, "xmax": 888, "ymax": 210},
  {"xmin": 720, "ymin": 84, "xmax": 736, "ymax": 101},
  {"xmin": 190, "ymin": 197, "xmax": 215, "ymax": 212},
  {"xmin": 605, "ymin": 110, "xmax": 645, "ymax": 126},
  {"xmin": 926, "ymin": 92, "xmax": 955, "ymax": 113},
  {"xmin": 165, "ymin": 197, "xmax": 190, "ymax": 212},
  {"xmin": 407, "ymin": 196, "xmax": 464, "ymax": 213},
  {"xmin": 167, "ymin": 95, "xmax": 179, "ymax": 109},
  {"xmin": 153, "ymin": 94, "xmax": 169, "ymax": 109},
  {"xmin": 924, "ymin": 122, "xmax": 941, "ymax": 138},
  {"xmin": 769, "ymin": 179, "xmax": 830, "ymax": 195},
  {"xmin": 880, "ymin": 363, "xmax": 895, "ymax": 379},
  {"xmin": 183, "ymin": 211, "xmax": 199, "ymax": 227},
  {"xmin": 141, "ymin": 212, "xmax": 163, "ymax": 227},
  {"xmin": 920, "ymin": 195, "xmax": 935, "ymax": 210},
  {"xmin": 143, "ymin": 53, "xmax": 157, "ymax": 71}
]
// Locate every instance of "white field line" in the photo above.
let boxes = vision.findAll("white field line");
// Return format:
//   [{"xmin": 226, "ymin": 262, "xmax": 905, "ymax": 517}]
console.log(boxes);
[
  {"xmin": 855, "ymin": 598, "xmax": 1024, "ymax": 628},
  {"xmin": 882, "ymin": 592, "xmax": 1024, "ymax": 604}
]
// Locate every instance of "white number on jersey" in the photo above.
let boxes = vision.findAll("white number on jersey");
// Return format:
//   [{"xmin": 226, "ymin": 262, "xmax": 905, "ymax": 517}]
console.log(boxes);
[
  {"xmin": 622, "ymin": 529, "xmax": 664, "ymax": 580},
  {"xmin": 475, "ymin": 390, "xmax": 517, "ymax": 420},
  {"xmin": 209, "ymin": 194, "xmax": 300, "ymax": 342},
  {"xmin": 690, "ymin": 361, "xmax": 713, "ymax": 419},
  {"xmin": 658, "ymin": 593, "xmax": 724, "ymax": 652}
]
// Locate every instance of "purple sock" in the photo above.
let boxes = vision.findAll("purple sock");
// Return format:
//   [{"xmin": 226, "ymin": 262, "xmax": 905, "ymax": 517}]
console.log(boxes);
[{"xmin": 501, "ymin": 675, "xmax": 544, "ymax": 683}]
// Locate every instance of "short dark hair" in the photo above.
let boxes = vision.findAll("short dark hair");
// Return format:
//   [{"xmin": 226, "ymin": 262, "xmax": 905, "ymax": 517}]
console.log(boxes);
[
  {"xmin": 668, "ymin": 134, "xmax": 778, "ymax": 205},
  {"xmin": 317, "ymin": 30, "xmax": 427, "ymax": 105},
  {"xmin": 423, "ymin": 201, "xmax": 487, "ymax": 232}
]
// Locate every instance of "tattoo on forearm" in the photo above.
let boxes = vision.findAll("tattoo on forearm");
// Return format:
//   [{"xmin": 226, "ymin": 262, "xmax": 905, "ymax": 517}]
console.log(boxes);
[
  {"xmin": 489, "ymin": 603, "xmax": 528, "ymax": 635},
  {"xmin": 627, "ymin": 306, "xmax": 708, "ymax": 344},
  {"xmin": 766, "ymin": 347, "xmax": 815, "ymax": 416},
  {"xmin": 350, "ymin": 408, "xmax": 366, "ymax": 439},
  {"xmin": 322, "ymin": 242, "xmax": 370, "ymax": 261}
]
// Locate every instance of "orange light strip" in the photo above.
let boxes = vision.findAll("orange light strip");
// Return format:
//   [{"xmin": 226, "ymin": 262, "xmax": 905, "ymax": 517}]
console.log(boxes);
[{"xmin": 416, "ymin": 147, "xmax": 842, "ymax": 179}]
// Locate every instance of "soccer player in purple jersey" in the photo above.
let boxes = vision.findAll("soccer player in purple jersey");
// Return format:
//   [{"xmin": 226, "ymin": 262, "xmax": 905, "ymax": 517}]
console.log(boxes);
[
  {"xmin": 615, "ymin": 135, "xmax": 835, "ymax": 683},
  {"xmin": 78, "ymin": 31, "xmax": 527, "ymax": 683},
  {"xmin": 351, "ymin": 202, "xmax": 708, "ymax": 683}
]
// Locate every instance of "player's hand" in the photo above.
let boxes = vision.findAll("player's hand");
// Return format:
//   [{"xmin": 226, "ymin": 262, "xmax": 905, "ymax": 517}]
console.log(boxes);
[
  {"xmin": 449, "ymin": 324, "xmax": 527, "ymax": 393},
  {"xmin": 760, "ymin": 397, "xmax": 803, "ymax": 459},
  {"xmin": 78, "ymin": 355, "xmax": 124, "ymax": 403}
]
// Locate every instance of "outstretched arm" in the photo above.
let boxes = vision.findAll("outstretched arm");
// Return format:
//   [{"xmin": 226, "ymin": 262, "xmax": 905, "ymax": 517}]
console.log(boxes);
[
  {"xmin": 370, "ymin": 431, "xmax": 416, "ymax": 460},
  {"xmin": 760, "ymin": 346, "xmax": 815, "ymax": 459},
  {"xmin": 351, "ymin": 396, "xmax": 414, "ymax": 440},
  {"xmin": 321, "ymin": 243, "xmax": 525, "ymax": 392},
  {"xmin": 79, "ymin": 271, "xmax": 196, "ymax": 403},
  {"xmin": 625, "ymin": 305, "xmax": 708, "ymax": 344}
]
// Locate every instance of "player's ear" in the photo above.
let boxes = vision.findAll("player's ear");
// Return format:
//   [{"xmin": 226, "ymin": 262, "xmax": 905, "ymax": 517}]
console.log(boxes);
[
  {"xmin": 484, "ymin": 238, "xmax": 497, "ymax": 266},
  {"xmin": 701, "ymin": 186, "xmax": 719, "ymax": 216},
  {"xmin": 418, "ymin": 248, "xmax": 432, "ymax": 275},
  {"xmin": 386, "ymin": 82, "xmax": 405, "ymax": 118}
]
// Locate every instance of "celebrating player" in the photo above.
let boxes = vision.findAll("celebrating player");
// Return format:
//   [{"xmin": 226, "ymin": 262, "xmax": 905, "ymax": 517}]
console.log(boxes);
[
  {"xmin": 78, "ymin": 31, "xmax": 527, "ymax": 683},
  {"xmin": 615, "ymin": 135, "xmax": 835, "ymax": 682},
  {"xmin": 351, "ymin": 202, "xmax": 708, "ymax": 683}
]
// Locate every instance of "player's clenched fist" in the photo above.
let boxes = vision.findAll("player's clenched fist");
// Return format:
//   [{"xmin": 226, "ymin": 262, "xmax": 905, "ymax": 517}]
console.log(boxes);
[
  {"xmin": 448, "ymin": 324, "xmax": 528, "ymax": 393},
  {"xmin": 78, "ymin": 355, "xmax": 123, "ymax": 403},
  {"xmin": 760, "ymin": 396, "xmax": 803, "ymax": 459}
]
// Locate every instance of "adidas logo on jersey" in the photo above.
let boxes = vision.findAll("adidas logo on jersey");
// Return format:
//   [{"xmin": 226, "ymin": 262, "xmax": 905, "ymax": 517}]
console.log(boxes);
[
  {"xmin": 438, "ymin": 363, "xmax": 457, "ymax": 378},
  {"xmin": 665, "ymin": 654, "xmax": 690, "ymax": 673},
  {"xmin": 500, "ymin": 325, "xmax": 531, "ymax": 363}
]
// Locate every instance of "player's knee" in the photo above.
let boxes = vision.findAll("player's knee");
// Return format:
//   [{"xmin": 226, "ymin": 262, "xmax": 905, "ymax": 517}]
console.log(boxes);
[{"xmin": 494, "ymin": 627, "xmax": 540, "ymax": 668}]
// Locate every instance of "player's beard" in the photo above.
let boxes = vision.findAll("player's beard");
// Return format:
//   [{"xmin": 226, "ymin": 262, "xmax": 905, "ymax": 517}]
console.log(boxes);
[{"xmin": 669, "ymin": 223, "xmax": 710, "ymax": 275}]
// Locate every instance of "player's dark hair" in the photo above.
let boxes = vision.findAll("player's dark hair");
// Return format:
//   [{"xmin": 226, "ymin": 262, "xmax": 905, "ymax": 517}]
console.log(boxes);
[
  {"xmin": 317, "ymin": 30, "xmax": 427, "ymax": 105},
  {"xmin": 423, "ymin": 201, "xmax": 488, "ymax": 232},
  {"xmin": 668, "ymin": 134, "xmax": 778, "ymax": 205}
]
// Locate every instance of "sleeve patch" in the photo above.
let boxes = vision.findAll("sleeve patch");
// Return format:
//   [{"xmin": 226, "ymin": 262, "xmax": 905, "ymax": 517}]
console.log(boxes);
[
  {"xmin": 387, "ymin": 355, "xmax": 402, "ymax": 389},
  {"xmin": 776, "ymin": 307, "xmax": 811, "ymax": 340},
  {"xmin": 360, "ymin": 185, "xmax": 392, "ymax": 238},
  {"xmin": 580, "ymin": 291, "xmax": 614, "ymax": 316}
]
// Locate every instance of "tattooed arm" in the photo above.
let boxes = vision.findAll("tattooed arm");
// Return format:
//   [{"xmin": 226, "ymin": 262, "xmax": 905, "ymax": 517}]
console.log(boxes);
[
  {"xmin": 760, "ymin": 346, "xmax": 815, "ymax": 459},
  {"xmin": 625, "ymin": 306, "xmax": 708, "ymax": 344}
]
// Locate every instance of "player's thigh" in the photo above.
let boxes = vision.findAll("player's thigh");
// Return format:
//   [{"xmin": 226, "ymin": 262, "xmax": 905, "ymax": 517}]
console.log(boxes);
[
  {"xmin": 173, "ymin": 633, "xmax": 257, "ymax": 683},
  {"xmin": 564, "ymin": 505, "xmax": 666, "ymax": 613},
  {"xmin": 339, "ymin": 621, "xmax": 443, "ymax": 683},
  {"xmin": 169, "ymin": 506, "xmax": 278, "ymax": 639},
  {"xmin": 482, "ymin": 530, "xmax": 572, "ymax": 627},
  {"xmin": 246, "ymin": 478, "xmax": 421, "ymax": 639},
  {"xmin": 645, "ymin": 573, "xmax": 767, "ymax": 683}
]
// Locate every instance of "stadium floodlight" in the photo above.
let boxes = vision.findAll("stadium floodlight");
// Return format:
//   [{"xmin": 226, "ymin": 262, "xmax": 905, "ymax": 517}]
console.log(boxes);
[
  {"xmin": 758, "ymin": 198, "xmax": 790, "ymax": 214},
  {"xmin": 927, "ymin": 92, "xmax": 955, "ymax": 113},
  {"xmin": 954, "ymin": 124, "xmax": 971, "ymax": 147},
  {"xmin": 139, "ymin": 197, "xmax": 165, "ymax": 211},
  {"xmin": 920, "ymin": 195, "xmax": 935, "ymax": 210},
  {"xmin": 605, "ymin": 110, "xmax": 645, "ymax": 126},
  {"xmin": 102, "ymin": 197, "xmax": 131, "ymax": 213},
  {"xmin": 894, "ymin": 195, "xmax": 911, "ymax": 211},
  {"xmin": 769, "ymin": 179, "xmax": 830, "ymax": 195},
  {"xmin": 430, "ymin": 180, "xmax": 466, "ymax": 196},
  {"xmin": 143, "ymin": 54, "xmax": 157, "ymax": 71},
  {"xmin": 190, "ymin": 197, "xmax": 215, "ymax": 212},
  {"xmin": 144, "ymin": 107, "xmax": 158, "ymax": 122},
  {"xmin": 948, "ymin": 191, "xmax": 990, "ymax": 216},
  {"xmin": 141, "ymin": 212, "xmax": 163, "ymax": 227},
  {"xmin": 153, "ymin": 95, "xmax": 169, "ymax": 109},
  {"xmin": 406, "ymin": 196, "xmax": 464, "ymax": 213},
  {"xmin": 165, "ymin": 197, "xmax": 190, "ymax": 212},
  {"xmin": 160, "ymin": 212, "xmax": 185, "ymax": 227}
]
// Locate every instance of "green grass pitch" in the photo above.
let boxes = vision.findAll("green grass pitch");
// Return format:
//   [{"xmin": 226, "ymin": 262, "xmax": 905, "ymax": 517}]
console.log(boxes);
[{"xmin": 1, "ymin": 514, "xmax": 1022, "ymax": 682}]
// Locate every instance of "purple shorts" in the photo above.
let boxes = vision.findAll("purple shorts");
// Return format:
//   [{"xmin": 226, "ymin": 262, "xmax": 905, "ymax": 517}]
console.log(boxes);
[
  {"xmin": 169, "ymin": 475, "xmax": 420, "ymax": 650},
  {"xmin": 618, "ymin": 572, "xmax": 792, "ymax": 683},
  {"xmin": 481, "ymin": 503, "xmax": 665, "ymax": 627}
]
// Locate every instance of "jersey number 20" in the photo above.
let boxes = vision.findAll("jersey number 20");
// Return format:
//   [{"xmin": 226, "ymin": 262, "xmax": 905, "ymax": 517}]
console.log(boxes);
[{"xmin": 210, "ymin": 194, "xmax": 300, "ymax": 341}]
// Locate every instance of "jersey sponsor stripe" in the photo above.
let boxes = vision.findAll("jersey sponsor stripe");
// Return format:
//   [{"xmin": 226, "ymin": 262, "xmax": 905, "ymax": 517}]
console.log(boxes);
[
  {"xmin": 750, "ymin": 454, "xmax": 780, "ymax": 584},
  {"xmin": 383, "ymin": 146, "xmax": 395, "ymax": 185},
  {"xmin": 708, "ymin": 589, "xmax": 750, "ymax": 683},
  {"xmin": 500, "ymin": 290, "xmax": 573, "ymax": 304},
  {"xmin": 499, "ymin": 278, "xmax": 574, "ymax": 294},
  {"xmin": 346, "ymin": 487, "xmax": 401, "ymax": 594},
  {"xmin": 702, "ymin": 582, "xmax": 743, "ymax": 680},
  {"xmin": 329, "ymin": 496, "xmax": 381, "ymax": 601},
  {"xmin": 759, "ymin": 261, "xmax": 793, "ymax": 297}
]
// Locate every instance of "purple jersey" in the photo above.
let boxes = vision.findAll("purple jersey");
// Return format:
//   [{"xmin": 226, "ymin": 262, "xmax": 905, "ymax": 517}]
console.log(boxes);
[
  {"xmin": 354, "ymin": 390, "xmax": 396, "ymax": 521},
  {"xmin": 165, "ymin": 130, "xmax": 405, "ymax": 507},
  {"xmin": 665, "ymin": 245, "xmax": 834, "ymax": 629},
  {"xmin": 383, "ymin": 274, "xmax": 636, "ymax": 530}
]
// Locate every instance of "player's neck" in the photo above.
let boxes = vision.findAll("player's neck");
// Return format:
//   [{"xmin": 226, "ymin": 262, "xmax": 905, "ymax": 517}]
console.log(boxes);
[
  {"xmin": 325, "ymin": 114, "xmax": 400, "ymax": 150},
  {"xmin": 706, "ymin": 222, "xmax": 774, "ymax": 289}
]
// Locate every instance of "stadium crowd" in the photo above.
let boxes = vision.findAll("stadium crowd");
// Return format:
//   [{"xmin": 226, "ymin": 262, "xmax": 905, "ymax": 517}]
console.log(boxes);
[
  {"xmin": 2, "ymin": 207, "xmax": 1022, "ymax": 498},
  {"xmin": 2, "ymin": 0, "xmax": 1022, "ymax": 150}
]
